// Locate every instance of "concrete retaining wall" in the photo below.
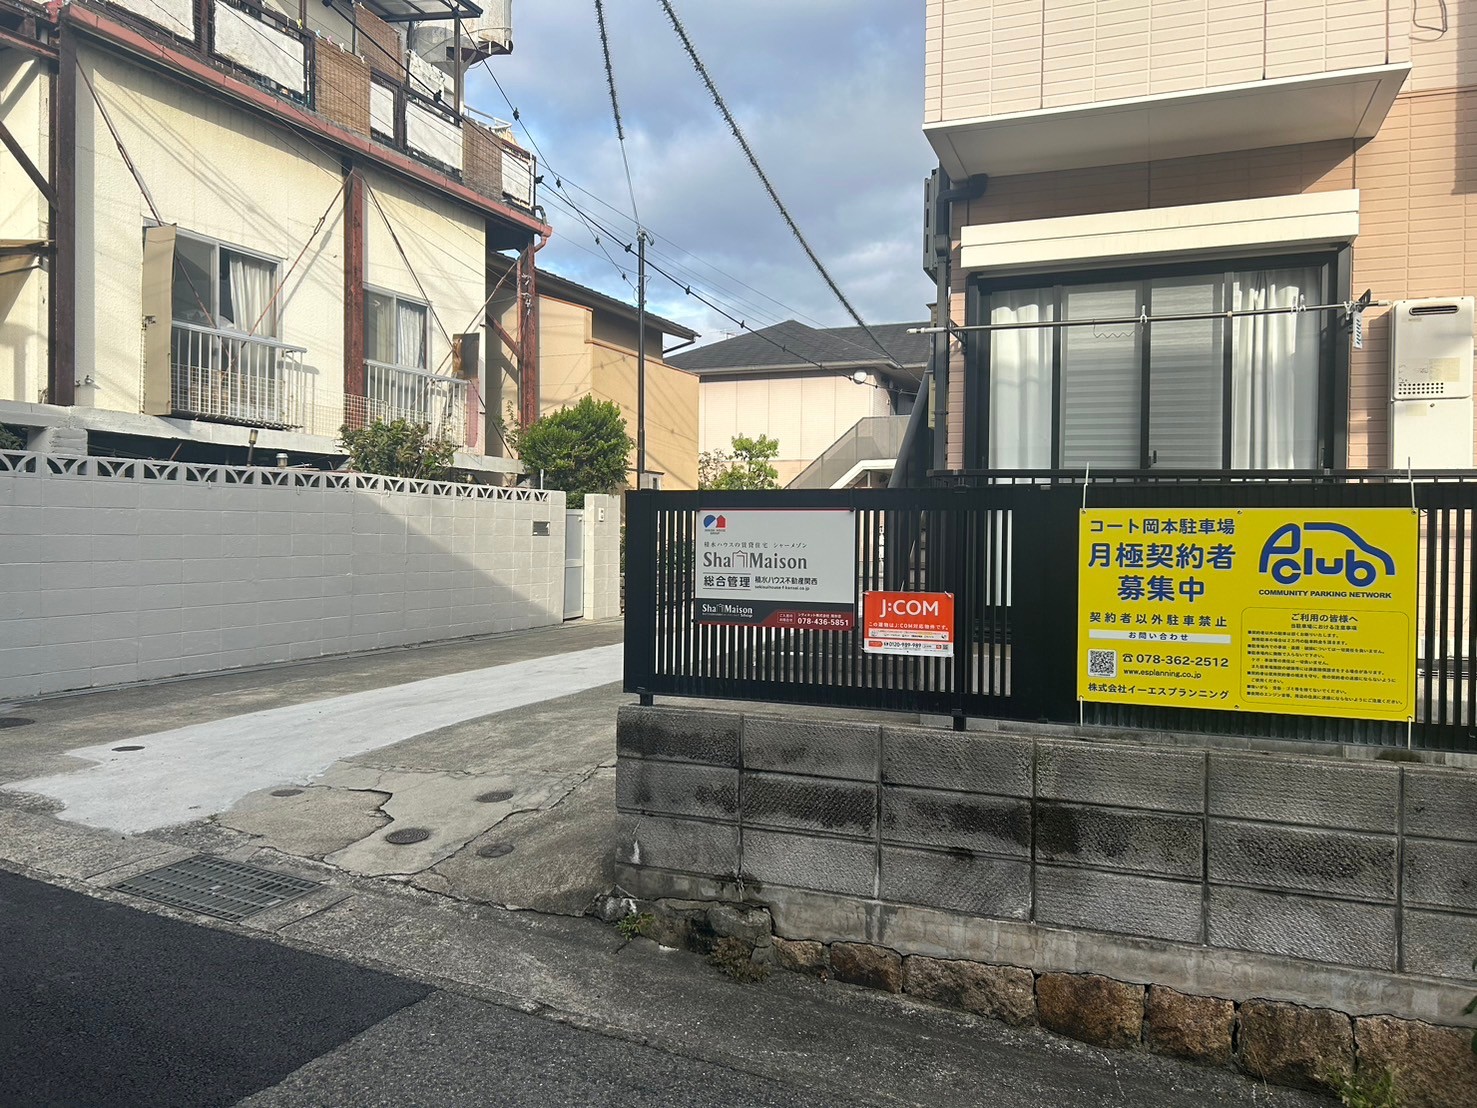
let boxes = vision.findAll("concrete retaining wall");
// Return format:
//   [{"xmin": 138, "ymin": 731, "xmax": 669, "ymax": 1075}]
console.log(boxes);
[
  {"xmin": 614, "ymin": 705, "xmax": 1477, "ymax": 1030},
  {"xmin": 0, "ymin": 453, "xmax": 570, "ymax": 699}
]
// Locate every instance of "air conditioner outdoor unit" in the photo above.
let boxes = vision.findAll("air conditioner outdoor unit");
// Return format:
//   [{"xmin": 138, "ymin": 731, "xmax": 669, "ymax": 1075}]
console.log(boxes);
[{"xmin": 1389, "ymin": 296, "xmax": 1475, "ymax": 469}]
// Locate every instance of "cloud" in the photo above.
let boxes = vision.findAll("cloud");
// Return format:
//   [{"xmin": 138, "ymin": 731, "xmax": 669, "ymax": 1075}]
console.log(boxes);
[{"xmin": 465, "ymin": 1, "xmax": 935, "ymax": 344}]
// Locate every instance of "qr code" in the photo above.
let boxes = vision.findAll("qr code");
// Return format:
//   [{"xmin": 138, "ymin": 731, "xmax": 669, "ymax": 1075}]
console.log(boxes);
[{"xmin": 1087, "ymin": 649, "xmax": 1117, "ymax": 678}]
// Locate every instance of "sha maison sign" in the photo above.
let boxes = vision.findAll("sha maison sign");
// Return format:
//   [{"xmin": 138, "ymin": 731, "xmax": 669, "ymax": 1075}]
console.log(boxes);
[{"xmin": 695, "ymin": 509, "xmax": 857, "ymax": 629}]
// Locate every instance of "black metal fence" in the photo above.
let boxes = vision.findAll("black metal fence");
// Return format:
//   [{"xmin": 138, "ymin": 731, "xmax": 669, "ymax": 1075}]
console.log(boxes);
[{"xmin": 623, "ymin": 475, "xmax": 1477, "ymax": 753}]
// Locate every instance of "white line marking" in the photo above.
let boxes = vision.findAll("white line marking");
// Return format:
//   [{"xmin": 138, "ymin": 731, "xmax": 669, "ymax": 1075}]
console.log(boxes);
[{"xmin": 5, "ymin": 643, "xmax": 624, "ymax": 834}]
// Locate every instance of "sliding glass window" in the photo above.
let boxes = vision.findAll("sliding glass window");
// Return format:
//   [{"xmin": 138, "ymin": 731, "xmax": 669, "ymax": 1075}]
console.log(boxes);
[{"xmin": 971, "ymin": 255, "xmax": 1335, "ymax": 471}]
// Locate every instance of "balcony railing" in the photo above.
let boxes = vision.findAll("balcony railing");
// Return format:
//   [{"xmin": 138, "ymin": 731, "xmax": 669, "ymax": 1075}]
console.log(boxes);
[
  {"xmin": 171, "ymin": 321, "xmax": 313, "ymax": 430},
  {"xmin": 365, "ymin": 360, "xmax": 468, "ymax": 446}
]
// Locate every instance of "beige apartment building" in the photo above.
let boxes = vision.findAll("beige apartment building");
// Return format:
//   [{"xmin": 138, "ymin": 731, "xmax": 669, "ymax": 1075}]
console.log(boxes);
[
  {"xmin": 0, "ymin": 0, "xmax": 543, "ymax": 472},
  {"xmin": 924, "ymin": 0, "xmax": 1476, "ymax": 474},
  {"xmin": 670, "ymin": 320, "xmax": 929, "ymax": 487},
  {"xmin": 486, "ymin": 260, "xmax": 702, "ymax": 489}
]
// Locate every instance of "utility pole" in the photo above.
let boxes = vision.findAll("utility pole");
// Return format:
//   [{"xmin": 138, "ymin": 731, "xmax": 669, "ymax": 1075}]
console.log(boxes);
[{"xmin": 636, "ymin": 227, "xmax": 648, "ymax": 487}]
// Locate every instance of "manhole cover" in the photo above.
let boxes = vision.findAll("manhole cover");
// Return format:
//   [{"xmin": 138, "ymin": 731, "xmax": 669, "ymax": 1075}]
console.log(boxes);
[
  {"xmin": 475, "ymin": 790, "xmax": 514, "ymax": 804},
  {"xmin": 0, "ymin": 718, "xmax": 34, "ymax": 729},
  {"xmin": 478, "ymin": 843, "xmax": 514, "ymax": 858},
  {"xmin": 112, "ymin": 855, "xmax": 319, "ymax": 922},
  {"xmin": 112, "ymin": 745, "xmax": 144, "ymax": 752},
  {"xmin": 271, "ymin": 788, "xmax": 304, "ymax": 797},
  {"xmin": 384, "ymin": 828, "xmax": 432, "ymax": 845}
]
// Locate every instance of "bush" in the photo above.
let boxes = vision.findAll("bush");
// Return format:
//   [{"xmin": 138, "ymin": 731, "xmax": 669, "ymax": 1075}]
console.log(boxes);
[
  {"xmin": 338, "ymin": 419, "xmax": 456, "ymax": 480},
  {"xmin": 699, "ymin": 434, "xmax": 780, "ymax": 490},
  {"xmin": 506, "ymin": 396, "xmax": 633, "ymax": 508}
]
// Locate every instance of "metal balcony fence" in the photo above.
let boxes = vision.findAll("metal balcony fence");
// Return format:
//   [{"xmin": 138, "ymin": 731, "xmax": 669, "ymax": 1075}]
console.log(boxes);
[
  {"xmin": 171, "ymin": 322, "xmax": 312, "ymax": 430},
  {"xmin": 364, "ymin": 360, "xmax": 469, "ymax": 447}
]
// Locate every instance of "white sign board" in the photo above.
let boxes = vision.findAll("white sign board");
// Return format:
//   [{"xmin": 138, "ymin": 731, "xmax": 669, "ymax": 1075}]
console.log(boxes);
[
  {"xmin": 695, "ymin": 509, "xmax": 856, "ymax": 629},
  {"xmin": 1352, "ymin": 305, "xmax": 1365, "ymax": 351}
]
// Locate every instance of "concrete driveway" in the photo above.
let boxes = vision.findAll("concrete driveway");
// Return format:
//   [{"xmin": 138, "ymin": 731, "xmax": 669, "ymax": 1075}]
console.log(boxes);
[{"xmin": 0, "ymin": 620, "xmax": 628, "ymax": 915}]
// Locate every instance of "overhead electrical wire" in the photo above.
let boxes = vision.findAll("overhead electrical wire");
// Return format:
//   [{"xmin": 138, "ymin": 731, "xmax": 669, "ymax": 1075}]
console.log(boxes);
[
  {"xmin": 592, "ymin": 0, "xmax": 641, "ymax": 225},
  {"xmin": 477, "ymin": 57, "xmax": 858, "ymax": 338},
  {"xmin": 654, "ymin": 0, "xmax": 902, "ymax": 371}
]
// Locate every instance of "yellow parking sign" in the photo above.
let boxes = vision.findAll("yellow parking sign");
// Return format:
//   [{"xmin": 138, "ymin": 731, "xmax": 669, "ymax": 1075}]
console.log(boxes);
[{"xmin": 1078, "ymin": 508, "xmax": 1418, "ymax": 722}]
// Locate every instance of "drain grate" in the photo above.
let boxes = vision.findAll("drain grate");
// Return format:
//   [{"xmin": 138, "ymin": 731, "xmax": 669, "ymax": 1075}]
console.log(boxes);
[
  {"xmin": 112, "ymin": 855, "xmax": 320, "ymax": 922},
  {"xmin": 477, "ymin": 843, "xmax": 514, "ymax": 858},
  {"xmin": 475, "ymin": 790, "xmax": 514, "ymax": 804}
]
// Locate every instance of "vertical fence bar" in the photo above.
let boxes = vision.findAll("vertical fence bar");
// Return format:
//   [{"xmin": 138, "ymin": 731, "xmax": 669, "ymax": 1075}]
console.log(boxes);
[
  {"xmin": 1423, "ymin": 505, "xmax": 1438, "ymax": 729},
  {"xmin": 1438, "ymin": 506, "xmax": 1452, "ymax": 728}
]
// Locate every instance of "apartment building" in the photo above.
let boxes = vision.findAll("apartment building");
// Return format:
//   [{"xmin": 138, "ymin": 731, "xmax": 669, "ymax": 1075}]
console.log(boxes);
[
  {"xmin": 923, "ymin": 0, "xmax": 1475, "ymax": 474},
  {"xmin": 0, "ymin": 0, "xmax": 545, "ymax": 471}
]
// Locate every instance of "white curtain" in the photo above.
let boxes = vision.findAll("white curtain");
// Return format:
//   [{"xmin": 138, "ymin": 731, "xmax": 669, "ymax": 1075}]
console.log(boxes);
[
  {"xmin": 225, "ymin": 251, "xmax": 275, "ymax": 335},
  {"xmin": 989, "ymin": 289, "xmax": 1053, "ymax": 468},
  {"xmin": 397, "ymin": 302, "xmax": 427, "ymax": 369},
  {"xmin": 1231, "ymin": 267, "xmax": 1320, "ymax": 469}
]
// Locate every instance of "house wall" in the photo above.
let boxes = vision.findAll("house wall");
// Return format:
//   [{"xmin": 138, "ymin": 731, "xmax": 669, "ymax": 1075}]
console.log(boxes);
[
  {"xmin": 924, "ymin": 0, "xmax": 1416, "ymax": 126},
  {"xmin": 616, "ymin": 704, "xmax": 1477, "ymax": 1029},
  {"xmin": 0, "ymin": 54, "xmax": 49, "ymax": 409},
  {"xmin": 945, "ymin": 91, "xmax": 1477, "ymax": 469},
  {"xmin": 363, "ymin": 166, "xmax": 487, "ymax": 448},
  {"xmin": 700, "ymin": 373, "xmax": 893, "ymax": 486},
  {"xmin": 0, "ymin": 452, "xmax": 566, "ymax": 700},
  {"xmin": 530, "ymin": 294, "xmax": 700, "ymax": 490},
  {"xmin": 591, "ymin": 345, "xmax": 698, "ymax": 491},
  {"xmin": 75, "ymin": 45, "xmax": 347, "ymax": 430}
]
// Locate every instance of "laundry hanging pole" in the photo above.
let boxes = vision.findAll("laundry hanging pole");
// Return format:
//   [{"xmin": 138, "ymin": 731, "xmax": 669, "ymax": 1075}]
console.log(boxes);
[{"xmin": 908, "ymin": 299, "xmax": 1389, "ymax": 336}]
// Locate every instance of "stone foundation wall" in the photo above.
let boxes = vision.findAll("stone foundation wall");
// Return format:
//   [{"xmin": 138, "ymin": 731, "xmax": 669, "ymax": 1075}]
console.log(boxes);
[
  {"xmin": 614, "ymin": 705, "xmax": 1477, "ymax": 1067},
  {"xmin": 605, "ymin": 893, "xmax": 1477, "ymax": 1108}
]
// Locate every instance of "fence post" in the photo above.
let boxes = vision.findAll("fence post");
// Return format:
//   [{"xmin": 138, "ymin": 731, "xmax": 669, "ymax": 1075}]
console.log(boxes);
[
  {"xmin": 1010, "ymin": 486, "xmax": 1080, "ymax": 724},
  {"xmin": 623, "ymin": 490, "xmax": 658, "ymax": 700}
]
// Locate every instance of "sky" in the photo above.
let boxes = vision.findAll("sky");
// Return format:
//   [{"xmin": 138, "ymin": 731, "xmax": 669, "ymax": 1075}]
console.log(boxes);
[{"xmin": 463, "ymin": 1, "xmax": 937, "ymax": 347}]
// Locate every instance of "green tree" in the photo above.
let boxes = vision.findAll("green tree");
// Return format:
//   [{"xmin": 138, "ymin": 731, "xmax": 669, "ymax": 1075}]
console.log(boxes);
[
  {"xmin": 699, "ymin": 434, "xmax": 781, "ymax": 490},
  {"xmin": 0, "ymin": 425, "xmax": 26, "ymax": 451},
  {"xmin": 338, "ymin": 419, "xmax": 457, "ymax": 480},
  {"xmin": 507, "ymin": 395, "xmax": 633, "ymax": 508}
]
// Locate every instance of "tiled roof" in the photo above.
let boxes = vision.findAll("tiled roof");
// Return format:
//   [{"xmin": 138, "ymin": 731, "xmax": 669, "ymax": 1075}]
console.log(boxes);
[{"xmin": 667, "ymin": 319, "xmax": 931, "ymax": 373}]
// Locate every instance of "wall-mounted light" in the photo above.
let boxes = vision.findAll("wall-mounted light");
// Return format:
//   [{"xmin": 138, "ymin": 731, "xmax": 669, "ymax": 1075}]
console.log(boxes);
[{"xmin": 851, "ymin": 370, "xmax": 869, "ymax": 385}]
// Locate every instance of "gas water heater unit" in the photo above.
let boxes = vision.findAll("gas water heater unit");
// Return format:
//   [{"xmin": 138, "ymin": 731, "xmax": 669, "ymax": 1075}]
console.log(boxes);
[{"xmin": 1389, "ymin": 297, "xmax": 1475, "ymax": 469}]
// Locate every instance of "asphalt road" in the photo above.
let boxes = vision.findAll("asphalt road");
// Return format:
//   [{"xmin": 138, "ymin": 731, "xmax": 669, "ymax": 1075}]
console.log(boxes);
[{"xmin": 0, "ymin": 871, "xmax": 855, "ymax": 1108}]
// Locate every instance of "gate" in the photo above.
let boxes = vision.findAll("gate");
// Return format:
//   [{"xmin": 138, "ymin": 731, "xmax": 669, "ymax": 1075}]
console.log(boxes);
[
  {"xmin": 564, "ymin": 509, "xmax": 585, "ymax": 620},
  {"xmin": 624, "ymin": 479, "xmax": 1477, "ymax": 754}
]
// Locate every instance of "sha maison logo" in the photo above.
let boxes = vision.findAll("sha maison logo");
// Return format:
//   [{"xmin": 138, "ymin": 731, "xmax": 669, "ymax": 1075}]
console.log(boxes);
[{"xmin": 702, "ymin": 514, "xmax": 727, "ymax": 533}]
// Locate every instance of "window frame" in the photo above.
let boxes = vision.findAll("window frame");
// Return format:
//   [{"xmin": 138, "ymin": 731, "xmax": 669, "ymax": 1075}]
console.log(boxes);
[
  {"xmin": 964, "ymin": 247, "xmax": 1350, "ymax": 472},
  {"xmin": 364, "ymin": 285, "xmax": 432, "ymax": 371},
  {"xmin": 169, "ymin": 228, "xmax": 284, "ymax": 339}
]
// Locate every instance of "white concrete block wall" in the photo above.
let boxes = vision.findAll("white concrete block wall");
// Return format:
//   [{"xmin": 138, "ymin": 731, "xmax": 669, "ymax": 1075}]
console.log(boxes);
[
  {"xmin": 581, "ymin": 494, "xmax": 622, "ymax": 622},
  {"xmin": 0, "ymin": 455, "xmax": 565, "ymax": 700}
]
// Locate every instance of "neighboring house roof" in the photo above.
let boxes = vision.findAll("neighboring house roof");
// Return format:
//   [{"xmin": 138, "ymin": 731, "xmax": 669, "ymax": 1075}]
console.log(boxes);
[
  {"xmin": 667, "ymin": 319, "xmax": 931, "ymax": 379},
  {"xmin": 488, "ymin": 257, "xmax": 699, "ymax": 342}
]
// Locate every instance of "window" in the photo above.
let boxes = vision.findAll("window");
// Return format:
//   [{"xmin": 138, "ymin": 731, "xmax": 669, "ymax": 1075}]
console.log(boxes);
[
  {"xmin": 170, "ymin": 232, "xmax": 280, "ymax": 336},
  {"xmin": 365, "ymin": 289, "xmax": 429, "ymax": 369},
  {"xmin": 970, "ymin": 254, "xmax": 1335, "ymax": 471}
]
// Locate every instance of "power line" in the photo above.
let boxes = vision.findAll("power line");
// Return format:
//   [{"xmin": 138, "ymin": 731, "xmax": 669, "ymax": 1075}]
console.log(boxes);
[
  {"xmin": 655, "ymin": 0, "xmax": 902, "ymax": 371},
  {"xmin": 480, "ymin": 60, "xmax": 632, "ymax": 283},
  {"xmin": 474, "ymin": 63, "xmax": 845, "ymax": 334},
  {"xmin": 592, "ymin": 0, "xmax": 640, "ymax": 224}
]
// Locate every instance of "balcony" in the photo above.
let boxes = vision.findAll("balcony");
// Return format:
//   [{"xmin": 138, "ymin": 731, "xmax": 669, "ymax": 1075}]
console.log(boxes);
[
  {"xmin": 364, "ymin": 360, "xmax": 469, "ymax": 446},
  {"xmin": 171, "ymin": 322, "xmax": 316, "ymax": 430},
  {"xmin": 923, "ymin": 0, "xmax": 1410, "ymax": 179},
  {"xmin": 83, "ymin": 0, "xmax": 536, "ymax": 212}
]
